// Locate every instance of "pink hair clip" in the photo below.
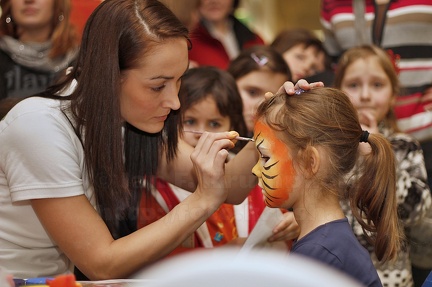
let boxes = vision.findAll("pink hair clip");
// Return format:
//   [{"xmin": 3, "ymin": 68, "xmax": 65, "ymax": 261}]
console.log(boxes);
[{"xmin": 251, "ymin": 53, "xmax": 269, "ymax": 66}]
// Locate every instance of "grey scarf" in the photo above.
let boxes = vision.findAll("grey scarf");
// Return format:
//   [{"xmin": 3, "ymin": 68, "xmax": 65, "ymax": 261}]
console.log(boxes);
[{"xmin": 0, "ymin": 35, "xmax": 77, "ymax": 72}]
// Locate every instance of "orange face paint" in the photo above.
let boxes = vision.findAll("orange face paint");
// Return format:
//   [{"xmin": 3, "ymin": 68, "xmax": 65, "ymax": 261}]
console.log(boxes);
[{"xmin": 252, "ymin": 121, "xmax": 296, "ymax": 208}]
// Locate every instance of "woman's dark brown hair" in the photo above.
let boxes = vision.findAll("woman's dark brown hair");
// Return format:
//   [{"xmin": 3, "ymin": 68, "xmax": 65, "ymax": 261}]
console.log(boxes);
[{"xmin": 35, "ymin": 0, "xmax": 189, "ymax": 234}]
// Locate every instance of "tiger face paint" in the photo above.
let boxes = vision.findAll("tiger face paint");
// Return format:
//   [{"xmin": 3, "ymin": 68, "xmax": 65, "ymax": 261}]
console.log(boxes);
[{"xmin": 252, "ymin": 120, "xmax": 296, "ymax": 208}]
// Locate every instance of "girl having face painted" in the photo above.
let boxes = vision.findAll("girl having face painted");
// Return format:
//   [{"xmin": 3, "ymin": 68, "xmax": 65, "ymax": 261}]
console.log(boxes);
[
  {"xmin": 252, "ymin": 87, "xmax": 402, "ymax": 287},
  {"xmin": 137, "ymin": 66, "xmax": 295, "ymax": 255}
]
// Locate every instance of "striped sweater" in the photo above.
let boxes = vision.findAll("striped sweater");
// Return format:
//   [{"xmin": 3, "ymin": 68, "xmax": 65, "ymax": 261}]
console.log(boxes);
[{"xmin": 320, "ymin": 0, "xmax": 432, "ymax": 142}]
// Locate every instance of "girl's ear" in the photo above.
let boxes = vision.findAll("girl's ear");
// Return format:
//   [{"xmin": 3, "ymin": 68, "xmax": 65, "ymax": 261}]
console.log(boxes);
[
  {"xmin": 300, "ymin": 146, "xmax": 320, "ymax": 178},
  {"xmin": 309, "ymin": 146, "xmax": 320, "ymax": 175}
]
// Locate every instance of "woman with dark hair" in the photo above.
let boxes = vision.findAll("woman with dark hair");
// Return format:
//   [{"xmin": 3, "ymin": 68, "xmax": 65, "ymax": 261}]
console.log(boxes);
[
  {"xmin": 0, "ymin": 0, "xmax": 322, "ymax": 279},
  {"xmin": 0, "ymin": 0, "xmax": 79, "ymax": 99},
  {"xmin": 0, "ymin": 0, "xmax": 269, "ymax": 280}
]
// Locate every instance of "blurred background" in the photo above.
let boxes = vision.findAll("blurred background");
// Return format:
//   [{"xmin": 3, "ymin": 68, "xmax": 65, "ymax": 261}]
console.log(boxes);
[
  {"xmin": 238, "ymin": 0, "xmax": 322, "ymax": 42},
  {"xmin": 67, "ymin": 0, "xmax": 323, "ymax": 44}
]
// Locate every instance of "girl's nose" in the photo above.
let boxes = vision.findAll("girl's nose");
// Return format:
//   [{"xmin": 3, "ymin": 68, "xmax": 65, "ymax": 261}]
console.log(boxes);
[
  {"xmin": 360, "ymin": 86, "xmax": 371, "ymax": 101},
  {"xmin": 252, "ymin": 161, "xmax": 262, "ymax": 178}
]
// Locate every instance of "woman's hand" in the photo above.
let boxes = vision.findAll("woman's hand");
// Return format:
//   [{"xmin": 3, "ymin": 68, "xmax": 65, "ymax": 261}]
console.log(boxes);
[
  {"xmin": 265, "ymin": 79, "xmax": 325, "ymax": 99},
  {"xmin": 190, "ymin": 131, "xmax": 239, "ymax": 205}
]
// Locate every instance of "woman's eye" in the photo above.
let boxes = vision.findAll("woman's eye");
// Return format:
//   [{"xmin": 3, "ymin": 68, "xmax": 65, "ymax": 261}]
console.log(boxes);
[{"xmin": 152, "ymin": 85, "xmax": 165, "ymax": 92}]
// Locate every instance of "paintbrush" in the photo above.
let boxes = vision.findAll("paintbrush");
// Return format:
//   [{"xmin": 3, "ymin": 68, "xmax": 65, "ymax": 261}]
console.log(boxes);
[{"xmin": 183, "ymin": 130, "xmax": 255, "ymax": 142}]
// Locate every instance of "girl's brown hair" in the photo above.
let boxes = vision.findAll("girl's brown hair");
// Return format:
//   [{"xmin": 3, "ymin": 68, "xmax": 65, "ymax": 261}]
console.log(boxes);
[
  {"xmin": 333, "ymin": 45, "xmax": 401, "ymax": 132},
  {"xmin": 0, "ymin": 0, "xmax": 78, "ymax": 58},
  {"xmin": 36, "ymin": 0, "xmax": 189, "ymax": 234},
  {"xmin": 255, "ymin": 87, "xmax": 402, "ymax": 262}
]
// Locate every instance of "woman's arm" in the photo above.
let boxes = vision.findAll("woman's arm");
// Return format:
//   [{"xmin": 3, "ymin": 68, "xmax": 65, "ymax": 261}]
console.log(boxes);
[
  {"xmin": 32, "ymin": 132, "xmax": 235, "ymax": 280},
  {"xmin": 158, "ymin": 135, "xmax": 258, "ymax": 204}
]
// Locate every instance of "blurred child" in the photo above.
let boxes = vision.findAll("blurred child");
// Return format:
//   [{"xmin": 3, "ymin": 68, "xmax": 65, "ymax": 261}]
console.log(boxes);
[
  {"xmin": 138, "ymin": 66, "xmax": 293, "ymax": 254},
  {"xmin": 334, "ymin": 45, "xmax": 432, "ymax": 287},
  {"xmin": 188, "ymin": 0, "xmax": 264, "ymax": 69},
  {"xmin": 0, "ymin": 0, "xmax": 79, "ymax": 99},
  {"xmin": 252, "ymin": 87, "xmax": 402, "ymax": 287},
  {"xmin": 227, "ymin": 45, "xmax": 291, "ymax": 134},
  {"xmin": 270, "ymin": 28, "xmax": 330, "ymax": 84}
]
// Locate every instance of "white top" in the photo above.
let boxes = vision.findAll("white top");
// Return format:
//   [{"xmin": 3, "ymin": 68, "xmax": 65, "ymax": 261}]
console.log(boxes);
[{"xmin": 0, "ymin": 97, "xmax": 95, "ymax": 278}]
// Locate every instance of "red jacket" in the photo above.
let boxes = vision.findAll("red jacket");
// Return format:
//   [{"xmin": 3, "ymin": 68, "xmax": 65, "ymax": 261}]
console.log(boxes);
[{"xmin": 189, "ymin": 16, "xmax": 265, "ymax": 70}]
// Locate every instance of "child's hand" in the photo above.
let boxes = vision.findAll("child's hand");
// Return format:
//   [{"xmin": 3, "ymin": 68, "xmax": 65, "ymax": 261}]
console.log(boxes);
[
  {"xmin": 357, "ymin": 110, "xmax": 379, "ymax": 134},
  {"xmin": 267, "ymin": 211, "xmax": 300, "ymax": 243}
]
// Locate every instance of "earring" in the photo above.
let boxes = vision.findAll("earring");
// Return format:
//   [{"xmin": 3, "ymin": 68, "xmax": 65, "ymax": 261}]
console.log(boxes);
[
  {"xmin": 6, "ymin": 16, "xmax": 11, "ymax": 24},
  {"xmin": 58, "ymin": 14, "xmax": 64, "ymax": 22}
]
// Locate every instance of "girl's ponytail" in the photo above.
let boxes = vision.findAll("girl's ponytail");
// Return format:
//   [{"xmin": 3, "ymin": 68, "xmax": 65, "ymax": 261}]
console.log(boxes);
[{"xmin": 351, "ymin": 132, "xmax": 403, "ymax": 262}]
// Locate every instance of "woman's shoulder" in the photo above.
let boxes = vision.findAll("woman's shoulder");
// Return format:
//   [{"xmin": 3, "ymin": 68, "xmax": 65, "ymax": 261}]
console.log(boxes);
[{"xmin": 0, "ymin": 97, "xmax": 69, "ymax": 131}]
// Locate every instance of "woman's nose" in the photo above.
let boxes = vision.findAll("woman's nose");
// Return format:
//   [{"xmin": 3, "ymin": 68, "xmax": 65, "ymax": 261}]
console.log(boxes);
[{"xmin": 164, "ymin": 86, "xmax": 181, "ymax": 110}]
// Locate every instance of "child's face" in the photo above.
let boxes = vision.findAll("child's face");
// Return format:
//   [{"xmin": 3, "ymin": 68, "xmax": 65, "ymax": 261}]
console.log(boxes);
[
  {"xmin": 252, "ymin": 120, "xmax": 297, "ymax": 209},
  {"xmin": 282, "ymin": 44, "xmax": 326, "ymax": 82},
  {"xmin": 182, "ymin": 96, "xmax": 231, "ymax": 147},
  {"xmin": 340, "ymin": 56, "xmax": 394, "ymax": 125},
  {"xmin": 199, "ymin": 0, "xmax": 233, "ymax": 23},
  {"xmin": 236, "ymin": 71, "xmax": 287, "ymax": 132}
]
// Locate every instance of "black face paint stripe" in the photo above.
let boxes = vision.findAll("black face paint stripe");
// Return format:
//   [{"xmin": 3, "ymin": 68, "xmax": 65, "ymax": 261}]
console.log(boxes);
[
  {"xmin": 264, "ymin": 160, "xmax": 279, "ymax": 171},
  {"xmin": 263, "ymin": 172, "xmax": 277, "ymax": 179}
]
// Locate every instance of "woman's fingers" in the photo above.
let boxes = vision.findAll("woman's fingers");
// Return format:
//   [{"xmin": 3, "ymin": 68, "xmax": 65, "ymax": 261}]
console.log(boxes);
[
  {"xmin": 275, "ymin": 79, "xmax": 325, "ymax": 96},
  {"xmin": 190, "ymin": 131, "xmax": 238, "ymax": 200}
]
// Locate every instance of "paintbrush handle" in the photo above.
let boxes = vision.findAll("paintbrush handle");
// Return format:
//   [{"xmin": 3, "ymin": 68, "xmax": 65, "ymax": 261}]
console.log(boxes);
[{"xmin": 183, "ymin": 130, "xmax": 254, "ymax": 142}]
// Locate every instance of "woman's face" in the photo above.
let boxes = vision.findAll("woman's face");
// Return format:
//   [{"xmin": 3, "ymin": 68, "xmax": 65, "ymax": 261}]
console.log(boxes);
[
  {"xmin": 282, "ymin": 44, "xmax": 326, "ymax": 82},
  {"xmin": 199, "ymin": 0, "xmax": 234, "ymax": 23},
  {"xmin": 252, "ymin": 120, "xmax": 298, "ymax": 209},
  {"xmin": 10, "ymin": 0, "xmax": 55, "ymax": 36},
  {"xmin": 182, "ymin": 96, "xmax": 231, "ymax": 147},
  {"xmin": 340, "ymin": 56, "xmax": 394, "ymax": 124},
  {"xmin": 236, "ymin": 70, "xmax": 287, "ymax": 132},
  {"xmin": 120, "ymin": 38, "xmax": 189, "ymax": 134}
]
